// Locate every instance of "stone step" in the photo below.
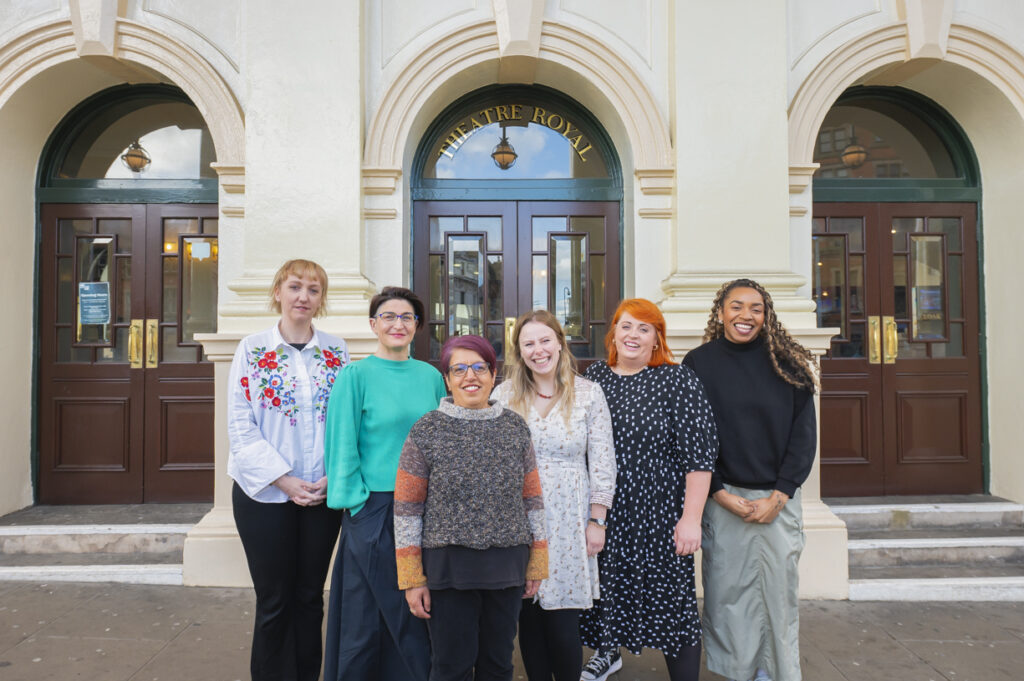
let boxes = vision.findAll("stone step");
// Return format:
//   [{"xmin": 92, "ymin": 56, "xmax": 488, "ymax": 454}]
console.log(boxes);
[
  {"xmin": 0, "ymin": 524, "xmax": 192, "ymax": 555},
  {"xmin": 849, "ymin": 575, "xmax": 1024, "ymax": 601},
  {"xmin": 828, "ymin": 499, "xmax": 1024, "ymax": 531},
  {"xmin": 0, "ymin": 562, "xmax": 183, "ymax": 585},
  {"xmin": 0, "ymin": 551, "xmax": 182, "ymax": 567},
  {"xmin": 848, "ymin": 535, "xmax": 1024, "ymax": 567}
]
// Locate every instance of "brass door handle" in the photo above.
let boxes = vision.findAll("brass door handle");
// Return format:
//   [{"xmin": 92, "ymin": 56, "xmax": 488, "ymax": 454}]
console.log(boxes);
[
  {"xmin": 867, "ymin": 316, "xmax": 881, "ymax": 364},
  {"xmin": 505, "ymin": 317, "xmax": 516, "ymax": 356},
  {"xmin": 882, "ymin": 316, "xmax": 897, "ymax": 364},
  {"xmin": 129, "ymin": 319, "xmax": 143, "ymax": 369},
  {"xmin": 146, "ymin": 319, "xmax": 159, "ymax": 368}
]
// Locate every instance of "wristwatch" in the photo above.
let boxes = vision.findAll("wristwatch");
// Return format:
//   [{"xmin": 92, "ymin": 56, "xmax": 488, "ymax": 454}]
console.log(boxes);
[{"xmin": 588, "ymin": 517, "xmax": 607, "ymax": 528}]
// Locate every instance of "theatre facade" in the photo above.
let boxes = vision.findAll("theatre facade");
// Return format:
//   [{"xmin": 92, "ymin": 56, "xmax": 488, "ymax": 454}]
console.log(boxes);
[{"xmin": 1, "ymin": 0, "xmax": 1022, "ymax": 597}]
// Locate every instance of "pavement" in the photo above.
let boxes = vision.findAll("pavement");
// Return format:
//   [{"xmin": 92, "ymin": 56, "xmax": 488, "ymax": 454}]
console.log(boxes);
[{"xmin": 1, "ymin": 581, "xmax": 1022, "ymax": 681}]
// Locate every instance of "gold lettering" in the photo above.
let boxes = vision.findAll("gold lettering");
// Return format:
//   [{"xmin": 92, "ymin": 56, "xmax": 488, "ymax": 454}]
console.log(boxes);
[
  {"xmin": 561, "ymin": 121, "xmax": 577, "ymax": 139},
  {"xmin": 546, "ymin": 113, "xmax": 564, "ymax": 132},
  {"xmin": 469, "ymin": 117, "xmax": 484, "ymax": 131},
  {"xmin": 496, "ymin": 105, "xmax": 511, "ymax": 121},
  {"xmin": 454, "ymin": 124, "xmax": 470, "ymax": 142},
  {"xmin": 510, "ymin": 104, "xmax": 522, "ymax": 120},
  {"xmin": 438, "ymin": 145, "xmax": 455, "ymax": 159},
  {"xmin": 574, "ymin": 143, "xmax": 593, "ymax": 161},
  {"xmin": 531, "ymin": 106, "xmax": 547, "ymax": 124},
  {"xmin": 479, "ymin": 107, "xmax": 495, "ymax": 124}
]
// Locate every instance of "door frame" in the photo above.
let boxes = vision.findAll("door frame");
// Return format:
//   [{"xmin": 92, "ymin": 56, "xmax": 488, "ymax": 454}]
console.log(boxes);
[
  {"xmin": 32, "ymin": 83, "xmax": 218, "ymax": 501},
  {"xmin": 813, "ymin": 86, "xmax": 987, "ymax": 494}
]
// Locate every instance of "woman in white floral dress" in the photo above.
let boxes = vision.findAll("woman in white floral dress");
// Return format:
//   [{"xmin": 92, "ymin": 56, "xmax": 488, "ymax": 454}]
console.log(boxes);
[{"xmin": 493, "ymin": 310, "xmax": 616, "ymax": 681}]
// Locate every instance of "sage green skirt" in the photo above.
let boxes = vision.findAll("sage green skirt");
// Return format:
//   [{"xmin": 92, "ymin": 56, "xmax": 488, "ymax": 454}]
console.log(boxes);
[{"xmin": 701, "ymin": 485, "xmax": 804, "ymax": 681}]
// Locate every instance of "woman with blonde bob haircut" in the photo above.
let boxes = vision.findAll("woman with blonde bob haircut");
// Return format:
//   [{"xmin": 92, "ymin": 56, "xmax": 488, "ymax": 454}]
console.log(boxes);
[
  {"xmin": 579, "ymin": 299, "xmax": 718, "ymax": 681},
  {"xmin": 492, "ymin": 310, "xmax": 616, "ymax": 681},
  {"xmin": 228, "ymin": 259, "xmax": 349, "ymax": 681}
]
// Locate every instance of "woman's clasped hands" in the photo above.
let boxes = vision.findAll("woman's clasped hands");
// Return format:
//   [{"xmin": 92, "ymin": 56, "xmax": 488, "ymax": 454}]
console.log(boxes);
[
  {"xmin": 271, "ymin": 474, "xmax": 328, "ymax": 506},
  {"xmin": 713, "ymin": 489, "xmax": 789, "ymax": 524}
]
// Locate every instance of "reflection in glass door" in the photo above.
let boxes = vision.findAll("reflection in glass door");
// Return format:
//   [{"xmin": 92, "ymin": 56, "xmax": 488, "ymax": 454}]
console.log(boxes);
[{"xmin": 413, "ymin": 201, "xmax": 619, "ymax": 371}]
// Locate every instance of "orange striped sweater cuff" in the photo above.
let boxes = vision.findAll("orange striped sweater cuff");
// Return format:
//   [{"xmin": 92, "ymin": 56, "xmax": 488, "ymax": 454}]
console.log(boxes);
[
  {"xmin": 525, "ymin": 540, "xmax": 549, "ymax": 581},
  {"xmin": 396, "ymin": 546, "xmax": 427, "ymax": 590}
]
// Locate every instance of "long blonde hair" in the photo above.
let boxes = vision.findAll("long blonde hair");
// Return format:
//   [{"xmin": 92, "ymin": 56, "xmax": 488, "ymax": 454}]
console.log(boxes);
[{"xmin": 503, "ymin": 310, "xmax": 577, "ymax": 425}]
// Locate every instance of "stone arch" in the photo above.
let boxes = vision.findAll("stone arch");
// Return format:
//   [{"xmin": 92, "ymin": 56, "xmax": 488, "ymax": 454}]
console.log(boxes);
[
  {"xmin": 363, "ymin": 19, "xmax": 672, "ymax": 189},
  {"xmin": 788, "ymin": 23, "xmax": 1024, "ymax": 166},
  {"xmin": 0, "ymin": 19, "xmax": 244, "ymax": 164}
]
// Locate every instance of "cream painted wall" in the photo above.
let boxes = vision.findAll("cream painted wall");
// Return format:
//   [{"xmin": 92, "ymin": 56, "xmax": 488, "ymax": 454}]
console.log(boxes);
[
  {"xmin": 0, "ymin": 60, "xmax": 122, "ymax": 515},
  {"xmin": 674, "ymin": 1, "xmax": 791, "ymax": 276},
  {"xmin": 0, "ymin": 0, "xmax": 66, "ymax": 44},
  {"xmin": 244, "ymin": 0, "xmax": 372, "ymax": 333},
  {"xmin": 900, "ymin": 62, "xmax": 1024, "ymax": 504}
]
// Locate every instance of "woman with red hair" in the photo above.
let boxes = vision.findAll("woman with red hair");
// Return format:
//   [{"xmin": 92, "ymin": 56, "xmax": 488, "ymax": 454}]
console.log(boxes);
[{"xmin": 579, "ymin": 299, "xmax": 718, "ymax": 681}]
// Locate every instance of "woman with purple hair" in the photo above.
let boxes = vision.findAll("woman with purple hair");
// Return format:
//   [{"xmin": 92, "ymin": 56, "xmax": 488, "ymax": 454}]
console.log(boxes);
[{"xmin": 394, "ymin": 334, "xmax": 549, "ymax": 681}]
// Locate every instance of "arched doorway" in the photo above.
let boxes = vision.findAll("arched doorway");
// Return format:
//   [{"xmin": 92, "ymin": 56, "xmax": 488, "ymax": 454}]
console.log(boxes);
[
  {"xmin": 812, "ymin": 86, "xmax": 983, "ymax": 496},
  {"xmin": 36, "ymin": 84, "xmax": 218, "ymax": 504},
  {"xmin": 411, "ymin": 85, "xmax": 622, "ymax": 370}
]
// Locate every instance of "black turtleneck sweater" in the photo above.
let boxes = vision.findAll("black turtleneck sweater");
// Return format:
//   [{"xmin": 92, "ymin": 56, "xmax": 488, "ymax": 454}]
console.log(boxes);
[{"xmin": 682, "ymin": 335, "xmax": 816, "ymax": 497}]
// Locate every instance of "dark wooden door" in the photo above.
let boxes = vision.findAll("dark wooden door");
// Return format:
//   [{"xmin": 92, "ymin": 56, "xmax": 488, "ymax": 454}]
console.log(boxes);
[
  {"xmin": 814, "ymin": 203, "xmax": 982, "ymax": 496},
  {"xmin": 38, "ymin": 204, "xmax": 217, "ymax": 503},
  {"xmin": 412, "ymin": 201, "xmax": 620, "ymax": 372}
]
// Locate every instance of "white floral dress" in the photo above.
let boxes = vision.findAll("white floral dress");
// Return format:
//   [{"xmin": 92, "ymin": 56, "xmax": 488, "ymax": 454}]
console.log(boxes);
[{"xmin": 493, "ymin": 376, "xmax": 616, "ymax": 610}]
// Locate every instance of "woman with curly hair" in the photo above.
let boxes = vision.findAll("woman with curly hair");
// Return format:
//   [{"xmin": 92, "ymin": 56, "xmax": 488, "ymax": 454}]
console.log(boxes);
[{"xmin": 682, "ymin": 278, "xmax": 818, "ymax": 681}]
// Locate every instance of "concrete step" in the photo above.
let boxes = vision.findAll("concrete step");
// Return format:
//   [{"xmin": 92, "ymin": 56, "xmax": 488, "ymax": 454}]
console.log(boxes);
[
  {"xmin": 0, "ymin": 562, "xmax": 183, "ymax": 585},
  {"xmin": 849, "ymin": 576, "xmax": 1024, "ymax": 601},
  {"xmin": 848, "ymin": 534, "xmax": 1024, "ymax": 567},
  {"xmin": 0, "ymin": 550, "xmax": 182, "ymax": 567},
  {"xmin": 828, "ymin": 498, "xmax": 1024, "ymax": 531},
  {"xmin": 0, "ymin": 523, "xmax": 193, "ymax": 554}
]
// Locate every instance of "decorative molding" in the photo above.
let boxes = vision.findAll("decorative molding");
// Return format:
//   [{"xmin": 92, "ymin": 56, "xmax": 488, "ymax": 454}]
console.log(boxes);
[
  {"xmin": 790, "ymin": 23, "xmax": 1024, "ymax": 165},
  {"xmin": 222, "ymin": 272, "xmax": 378, "ymax": 320},
  {"xmin": 790, "ymin": 205, "xmax": 809, "ymax": 217},
  {"xmin": 494, "ymin": 0, "xmax": 544, "ymax": 83},
  {"xmin": 69, "ymin": 0, "xmax": 120, "ymax": 57},
  {"xmin": 362, "ymin": 167, "xmax": 402, "ymax": 196},
  {"xmin": 660, "ymin": 270, "xmax": 814, "ymax": 315},
  {"xmin": 637, "ymin": 207, "xmax": 672, "ymax": 219},
  {"xmin": 789, "ymin": 163, "xmax": 819, "ymax": 193},
  {"xmin": 143, "ymin": 2, "xmax": 240, "ymax": 72},
  {"xmin": 363, "ymin": 208, "xmax": 398, "ymax": 220},
  {"xmin": 901, "ymin": 0, "xmax": 954, "ymax": 60},
  {"xmin": 211, "ymin": 162, "xmax": 244, "ymax": 193},
  {"xmin": 220, "ymin": 206, "xmax": 244, "ymax": 218},
  {"xmin": 364, "ymin": 18, "xmax": 673, "ymax": 176},
  {"xmin": 0, "ymin": 19, "xmax": 244, "ymax": 167},
  {"xmin": 636, "ymin": 168, "xmax": 674, "ymax": 195}
]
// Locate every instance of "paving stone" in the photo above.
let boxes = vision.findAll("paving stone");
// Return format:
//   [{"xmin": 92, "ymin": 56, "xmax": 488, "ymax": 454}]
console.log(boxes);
[
  {"xmin": 900, "ymin": 639, "xmax": 1024, "ymax": 681},
  {"xmin": 0, "ymin": 634, "xmax": 165, "ymax": 681}
]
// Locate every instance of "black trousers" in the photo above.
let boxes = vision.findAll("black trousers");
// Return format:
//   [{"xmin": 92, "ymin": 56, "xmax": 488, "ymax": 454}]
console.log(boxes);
[
  {"xmin": 232, "ymin": 483, "xmax": 342, "ymax": 681},
  {"xmin": 517, "ymin": 600, "xmax": 582, "ymax": 681},
  {"xmin": 427, "ymin": 585, "xmax": 523, "ymax": 681}
]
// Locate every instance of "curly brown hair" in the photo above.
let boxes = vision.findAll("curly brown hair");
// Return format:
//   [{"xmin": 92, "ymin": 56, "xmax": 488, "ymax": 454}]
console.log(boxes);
[{"xmin": 701, "ymin": 278, "xmax": 819, "ymax": 392}]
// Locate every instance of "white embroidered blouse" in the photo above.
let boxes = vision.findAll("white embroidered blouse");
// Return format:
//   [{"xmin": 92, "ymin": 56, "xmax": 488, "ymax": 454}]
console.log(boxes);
[{"xmin": 227, "ymin": 323, "xmax": 349, "ymax": 502}]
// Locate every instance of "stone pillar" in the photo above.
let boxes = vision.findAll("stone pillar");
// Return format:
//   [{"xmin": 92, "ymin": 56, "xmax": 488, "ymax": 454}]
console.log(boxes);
[
  {"xmin": 664, "ymin": 1, "xmax": 847, "ymax": 598},
  {"xmin": 184, "ymin": 0, "xmax": 375, "ymax": 586}
]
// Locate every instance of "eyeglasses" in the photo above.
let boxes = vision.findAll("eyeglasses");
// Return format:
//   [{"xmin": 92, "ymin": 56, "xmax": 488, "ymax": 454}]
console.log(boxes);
[
  {"xmin": 375, "ymin": 312, "xmax": 418, "ymax": 324},
  {"xmin": 448, "ymin": 362, "xmax": 490, "ymax": 378}
]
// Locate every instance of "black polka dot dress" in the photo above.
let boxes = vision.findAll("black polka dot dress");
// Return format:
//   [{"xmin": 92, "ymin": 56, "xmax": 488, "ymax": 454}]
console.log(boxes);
[{"xmin": 580, "ymin": 361, "xmax": 718, "ymax": 658}]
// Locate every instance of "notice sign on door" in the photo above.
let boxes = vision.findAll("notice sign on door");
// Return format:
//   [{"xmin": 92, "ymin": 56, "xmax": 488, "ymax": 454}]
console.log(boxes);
[{"xmin": 78, "ymin": 281, "xmax": 111, "ymax": 325}]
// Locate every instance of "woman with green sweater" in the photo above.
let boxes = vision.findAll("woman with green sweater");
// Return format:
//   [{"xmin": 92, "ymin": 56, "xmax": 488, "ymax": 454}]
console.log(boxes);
[{"xmin": 322, "ymin": 286, "xmax": 446, "ymax": 681}]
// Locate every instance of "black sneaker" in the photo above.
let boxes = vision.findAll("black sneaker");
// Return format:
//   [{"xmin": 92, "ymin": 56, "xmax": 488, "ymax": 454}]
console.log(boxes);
[{"xmin": 580, "ymin": 649, "xmax": 622, "ymax": 681}]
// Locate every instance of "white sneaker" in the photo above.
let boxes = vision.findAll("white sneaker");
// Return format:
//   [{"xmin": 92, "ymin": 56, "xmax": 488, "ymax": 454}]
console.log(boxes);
[{"xmin": 580, "ymin": 649, "xmax": 622, "ymax": 681}]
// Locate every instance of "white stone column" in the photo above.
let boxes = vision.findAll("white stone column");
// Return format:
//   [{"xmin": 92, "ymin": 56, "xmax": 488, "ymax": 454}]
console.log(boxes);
[
  {"xmin": 184, "ymin": 0, "xmax": 376, "ymax": 585},
  {"xmin": 664, "ymin": 1, "xmax": 847, "ymax": 598}
]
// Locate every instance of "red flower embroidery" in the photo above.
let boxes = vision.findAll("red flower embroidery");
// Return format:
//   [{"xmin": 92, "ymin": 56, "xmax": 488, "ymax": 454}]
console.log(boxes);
[
  {"xmin": 258, "ymin": 359, "xmax": 268, "ymax": 368},
  {"xmin": 240, "ymin": 376, "xmax": 249, "ymax": 387},
  {"xmin": 265, "ymin": 351, "xmax": 276, "ymax": 360},
  {"xmin": 264, "ymin": 387, "xmax": 275, "ymax": 398},
  {"xmin": 272, "ymin": 396, "xmax": 281, "ymax": 407},
  {"xmin": 244, "ymin": 389, "xmax": 251, "ymax": 401},
  {"xmin": 267, "ymin": 360, "xmax": 278, "ymax": 369}
]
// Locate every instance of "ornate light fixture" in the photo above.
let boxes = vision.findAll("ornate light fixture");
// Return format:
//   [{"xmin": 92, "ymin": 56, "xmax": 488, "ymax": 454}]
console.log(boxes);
[
  {"xmin": 121, "ymin": 140, "xmax": 151, "ymax": 173},
  {"xmin": 491, "ymin": 130, "xmax": 517, "ymax": 170},
  {"xmin": 840, "ymin": 125, "xmax": 868, "ymax": 169}
]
